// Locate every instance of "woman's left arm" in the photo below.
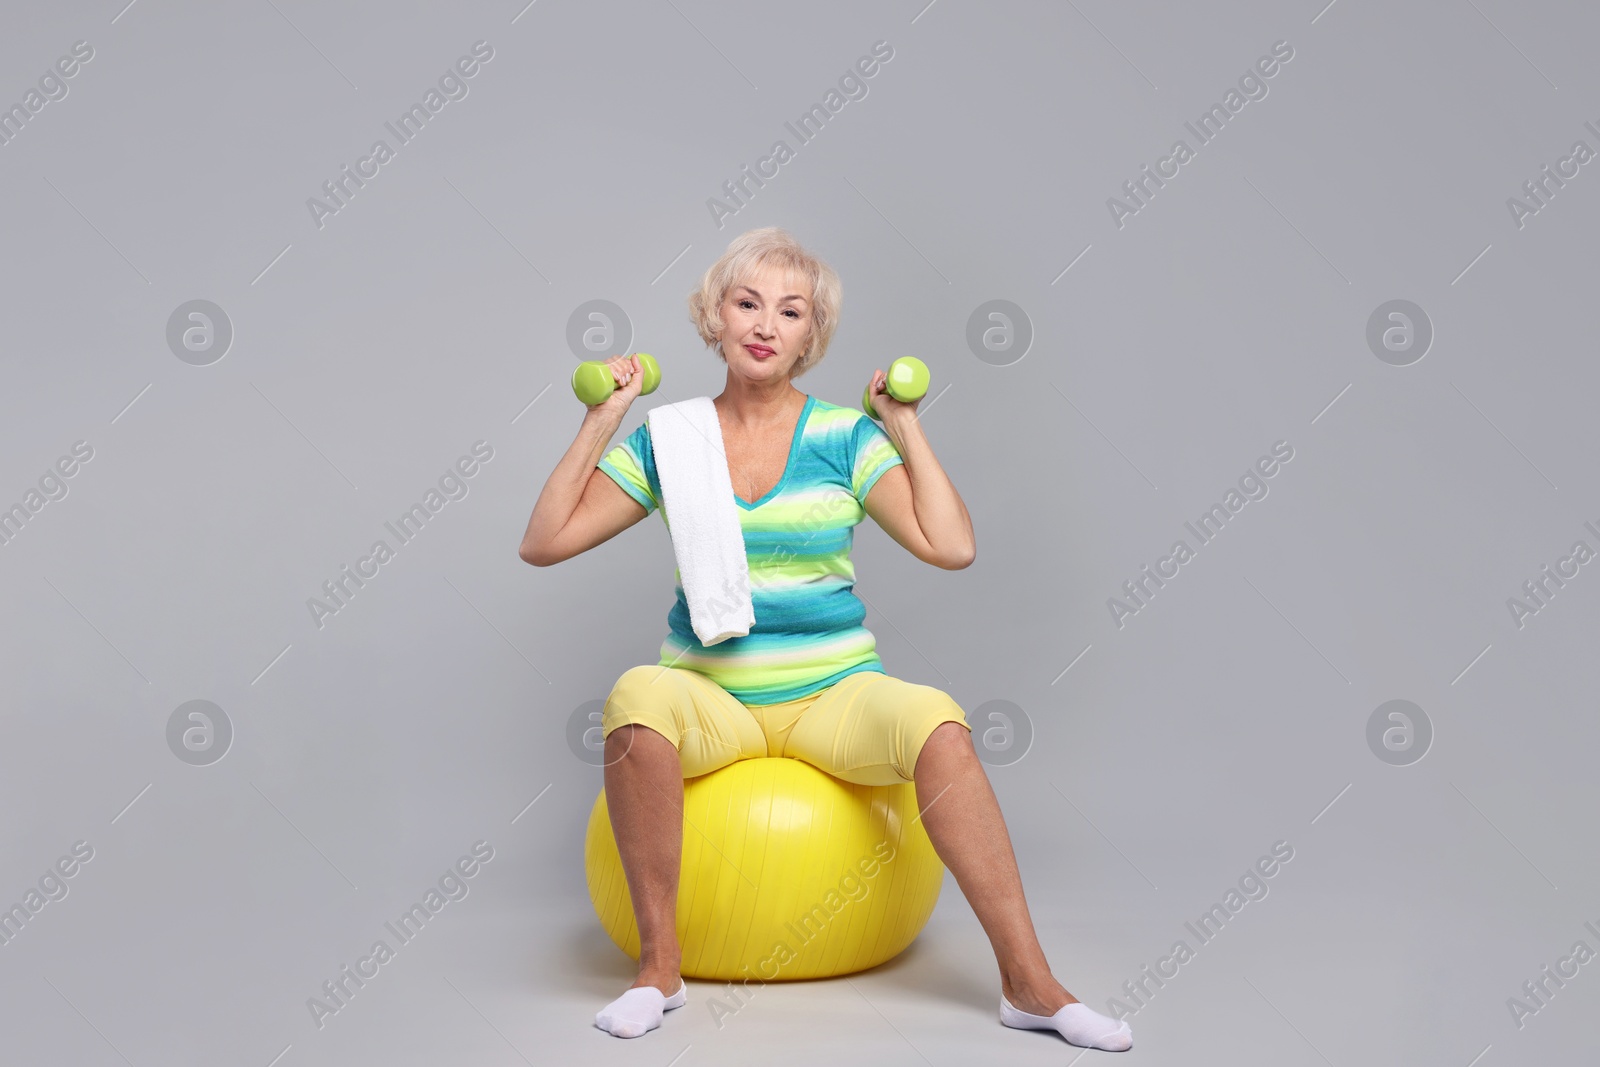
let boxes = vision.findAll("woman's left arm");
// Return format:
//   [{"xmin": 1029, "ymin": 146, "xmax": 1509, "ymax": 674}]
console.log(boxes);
[{"xmin": 862, "ymin": 406, "xmax": 977, "ymax": 570}]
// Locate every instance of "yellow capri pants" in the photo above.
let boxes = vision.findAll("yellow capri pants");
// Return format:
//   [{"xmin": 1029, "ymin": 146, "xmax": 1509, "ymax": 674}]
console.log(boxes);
[{"xmin": 601, "ymin": 666, "xmax": 972, "ymax": 786}]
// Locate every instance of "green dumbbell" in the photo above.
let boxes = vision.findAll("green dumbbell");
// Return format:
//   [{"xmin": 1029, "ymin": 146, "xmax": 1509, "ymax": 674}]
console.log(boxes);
[
  {"xmin": 571, "ymin": 352, "xmax": 660, "ymax": 406},
  {"xmin": 862, "ymin": 356, "xmax": 930, "ymax": 420}
]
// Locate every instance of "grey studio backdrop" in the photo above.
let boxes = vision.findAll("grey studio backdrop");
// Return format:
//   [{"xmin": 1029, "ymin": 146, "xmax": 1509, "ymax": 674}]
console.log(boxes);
[{"xmin": 1, "ymin": 1, "xmax": 1596, "ymax": 1065}]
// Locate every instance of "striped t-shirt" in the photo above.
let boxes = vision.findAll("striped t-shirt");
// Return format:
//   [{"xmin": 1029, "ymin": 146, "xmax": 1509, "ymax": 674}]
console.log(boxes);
[{"xmin": 597, "ymin": 394, "xmax": 905, "ymax": 705}]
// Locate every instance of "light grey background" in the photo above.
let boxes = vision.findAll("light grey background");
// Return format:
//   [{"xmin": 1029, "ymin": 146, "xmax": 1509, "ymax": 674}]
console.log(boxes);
[{"xmin": 2, "ymin": 1, "xmax": 1596, "ymax": 1064}]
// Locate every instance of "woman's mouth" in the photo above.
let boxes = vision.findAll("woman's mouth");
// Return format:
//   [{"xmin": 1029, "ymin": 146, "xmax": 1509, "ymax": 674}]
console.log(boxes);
[{"xmin": 746, "ymin": 344, "xmax": 774, "ymax": 359}]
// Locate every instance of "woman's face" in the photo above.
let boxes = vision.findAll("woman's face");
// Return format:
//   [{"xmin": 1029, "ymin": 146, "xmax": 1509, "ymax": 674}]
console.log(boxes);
[{"xmin": 717, "ymin": 263, "xmax": 813, "ymax": 384}]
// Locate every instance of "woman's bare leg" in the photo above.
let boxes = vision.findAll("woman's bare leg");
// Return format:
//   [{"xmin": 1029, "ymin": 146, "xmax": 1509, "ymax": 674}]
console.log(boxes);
[
  {"xmin": 603, "ymin": 723, "xmax": 684, "ymax": 996},
  {"xmin": 912, "ymin": 721, "xmax": 1074, "ymax": 1016}
]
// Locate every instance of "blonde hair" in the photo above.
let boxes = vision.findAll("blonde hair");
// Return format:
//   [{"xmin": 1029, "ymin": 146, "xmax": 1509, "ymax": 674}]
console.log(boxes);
[{"xmin": 687, "ymin": 227, "xmax": 841, "ymax": 379}]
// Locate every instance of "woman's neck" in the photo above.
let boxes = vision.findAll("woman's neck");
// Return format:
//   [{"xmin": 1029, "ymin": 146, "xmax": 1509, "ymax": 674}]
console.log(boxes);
[{"xmin": 714, "ymin": 378, "xmax": 806, "ymax": 433}]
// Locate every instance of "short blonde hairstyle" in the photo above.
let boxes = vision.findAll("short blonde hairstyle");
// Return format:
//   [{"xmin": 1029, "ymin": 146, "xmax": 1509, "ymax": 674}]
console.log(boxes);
[{"xmin": 687, "ymin": 227, "xmax": 842, "ymax": 379}]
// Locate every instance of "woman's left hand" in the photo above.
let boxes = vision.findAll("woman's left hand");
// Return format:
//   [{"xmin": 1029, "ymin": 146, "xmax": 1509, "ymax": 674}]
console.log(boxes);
[{"xmin": 868, "ymin": 369, "xmax": 920, "ymax": 422}]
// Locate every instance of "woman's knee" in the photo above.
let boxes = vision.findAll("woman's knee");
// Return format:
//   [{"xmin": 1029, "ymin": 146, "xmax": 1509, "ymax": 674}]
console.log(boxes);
[
  {"xmin": 858, "ymin": 685, "xmax": 973, "ymax": 782},
  {"xmin": 905, "ymin": 694, "xmax": 973, "ymax": 776},
  {"xmin": 603, "ymin": 720, "xmax": 681, "ymax": 756},
  {"xmin": 602, "ymin": 665, "xmax": 685, "ymax": 747},
  {"xmin": 916, "ymin": 718, "xmax": 971, "ymax": 755},
  {"xmin": 899, "ymin": 683, "xmax": 970, "ymax": 736}
]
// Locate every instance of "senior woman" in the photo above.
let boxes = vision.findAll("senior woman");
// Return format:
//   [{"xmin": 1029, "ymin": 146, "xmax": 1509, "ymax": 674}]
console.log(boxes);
[{"xmin": 519, "ymin": 227, "xmax": 1131, "ymax": 1053}]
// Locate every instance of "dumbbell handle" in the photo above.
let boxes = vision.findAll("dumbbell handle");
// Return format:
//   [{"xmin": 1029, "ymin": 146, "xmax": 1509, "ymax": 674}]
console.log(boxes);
[
  {"xmin": 863, "ymin": 356, "xmax": 930, "ymax": 421},
  {"xmin": 571, "ymin": 352, "xmax": 660, "ymax": 406}
]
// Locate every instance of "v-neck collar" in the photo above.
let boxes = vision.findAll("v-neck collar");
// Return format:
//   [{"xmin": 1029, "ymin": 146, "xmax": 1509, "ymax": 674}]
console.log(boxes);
[{"xmin": 732, "ymin": 394, "xmax": 814, "ymax": 510}]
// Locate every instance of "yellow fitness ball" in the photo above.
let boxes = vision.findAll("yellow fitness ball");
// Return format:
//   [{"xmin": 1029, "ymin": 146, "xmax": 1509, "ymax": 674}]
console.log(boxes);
[{"xmin": 584, "ymin": 756, "xmax": 946, "ymax": 981}]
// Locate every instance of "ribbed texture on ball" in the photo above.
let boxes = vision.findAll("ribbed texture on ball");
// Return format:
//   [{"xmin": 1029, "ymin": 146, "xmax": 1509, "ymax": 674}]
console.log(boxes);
[{"xmin": 585, "ymin": 757, "xmax": 945, "ymax": 981}]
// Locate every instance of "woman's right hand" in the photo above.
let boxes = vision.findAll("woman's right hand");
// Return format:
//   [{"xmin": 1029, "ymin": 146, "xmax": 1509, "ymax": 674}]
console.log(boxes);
[{"xmin": 589, "ymin": 354, "xmax": 646, "ymax": 419}]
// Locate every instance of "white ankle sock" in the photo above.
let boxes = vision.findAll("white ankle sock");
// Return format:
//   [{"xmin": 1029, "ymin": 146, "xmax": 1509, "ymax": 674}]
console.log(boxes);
[
  {"xmin": 1000, "ymin": 992, "xmax": 1132, "ymax": 1052},
  {"xmin": 595, "ymin": 980, "xmax": 687, "ymax": 1038}
]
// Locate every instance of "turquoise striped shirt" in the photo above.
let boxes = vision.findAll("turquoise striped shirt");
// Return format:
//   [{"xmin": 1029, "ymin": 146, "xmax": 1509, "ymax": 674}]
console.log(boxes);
[{"xmin": 597, "ymin": 394, "xmax": 905, "ymax": 705}]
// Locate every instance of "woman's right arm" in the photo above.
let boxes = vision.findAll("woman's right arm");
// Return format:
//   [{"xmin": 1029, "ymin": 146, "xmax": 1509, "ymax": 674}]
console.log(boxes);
[{"xmin": 518, "ymin": 355, "xmax": 649, "ymax": 567}]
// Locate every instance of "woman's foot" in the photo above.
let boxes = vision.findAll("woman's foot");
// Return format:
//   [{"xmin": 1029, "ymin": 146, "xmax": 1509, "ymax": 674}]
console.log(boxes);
[
  {"xmin": 1001, "ymin": 973, "xmax": 1077, "ymax": 1017},
  {"xmin": 1000, "ymin": 975, "xmax": 1131, "ymax": 1052},
  {"xmin": 594, "ymin": 965, "xmax": 686, "ymax": 1038}
]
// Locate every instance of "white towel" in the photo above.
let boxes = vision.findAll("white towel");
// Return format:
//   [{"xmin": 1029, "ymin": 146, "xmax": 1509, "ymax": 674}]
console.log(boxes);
[{"xmin": 646, "ymin": 396, "xmax": 753, "ymax": 645}]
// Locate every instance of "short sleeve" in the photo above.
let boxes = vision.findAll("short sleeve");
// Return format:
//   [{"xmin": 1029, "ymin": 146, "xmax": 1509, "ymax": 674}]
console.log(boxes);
[
  {"xmin": 598, "ymin": 421, "xmax": 659, "ymax": 514},
  {"xmin": 850, "ymin": 412, "xmax": 904, "ymax": 506}
]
